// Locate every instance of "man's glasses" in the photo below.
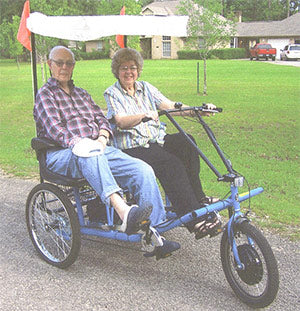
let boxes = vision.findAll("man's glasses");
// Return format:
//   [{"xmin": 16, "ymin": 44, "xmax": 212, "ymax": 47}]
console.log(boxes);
[
  {"xmin": 119, "ymin": 66, "xmax": 138, "ymax": 72},
  {"xmin": 51, "ymin": 59, "xmax": 75, "ymax": 68}
]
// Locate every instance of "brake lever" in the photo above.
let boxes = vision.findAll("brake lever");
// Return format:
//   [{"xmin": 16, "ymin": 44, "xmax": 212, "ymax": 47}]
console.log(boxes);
[{"xmin": 201, "ymin": 104, "xmax": 223, "ymax": 113}]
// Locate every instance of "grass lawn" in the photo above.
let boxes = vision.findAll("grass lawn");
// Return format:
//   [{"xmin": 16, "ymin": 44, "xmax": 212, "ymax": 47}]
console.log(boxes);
[{"xmin": 0, "ymin": 58, "xmax": 299, "ymax": 238}]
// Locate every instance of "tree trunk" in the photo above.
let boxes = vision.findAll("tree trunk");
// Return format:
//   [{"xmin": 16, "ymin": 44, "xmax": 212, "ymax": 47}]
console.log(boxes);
[
  {"xmin": 203, "ymin": 57, "xmax": 207, "ymax": 96},
  {"xmin": 16, "ymin": 56, "xmax": 20, "ymax": 70}
]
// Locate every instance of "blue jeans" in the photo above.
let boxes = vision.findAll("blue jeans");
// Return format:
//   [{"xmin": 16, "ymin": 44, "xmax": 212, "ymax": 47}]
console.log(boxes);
[{"xmin": 46, "ymin": 146, "xmax": 166, "ymax": 226}]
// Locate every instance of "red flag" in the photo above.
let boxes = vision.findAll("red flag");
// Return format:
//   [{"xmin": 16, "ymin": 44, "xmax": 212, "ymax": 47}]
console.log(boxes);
[
  {"xmin": 17, "ymin": 0, "xmax": 31, "ymax": 51},
  {"xmin": 116, "ymin": 6, "xmax": 125, "ymax": 48}
]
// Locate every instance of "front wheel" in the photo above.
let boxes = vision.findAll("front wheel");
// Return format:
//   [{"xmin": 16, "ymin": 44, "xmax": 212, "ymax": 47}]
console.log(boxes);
[
  {"xmin": 26, "ymin": 183, "xmax": 81, "ymax": 268},
  {"xmin": 220, "ymin": 221, "xmax": 279, "ymax": 308}
]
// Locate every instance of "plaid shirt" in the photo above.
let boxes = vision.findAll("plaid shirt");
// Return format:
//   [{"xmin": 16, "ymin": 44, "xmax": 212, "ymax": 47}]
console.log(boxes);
[{"xmin": 34, "ymin": 78, "xmax": 112, "ymax": 148}]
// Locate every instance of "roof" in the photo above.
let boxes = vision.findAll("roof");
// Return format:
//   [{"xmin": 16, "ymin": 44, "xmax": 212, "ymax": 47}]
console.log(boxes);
[
  {"xmin": 236, "ymin": 12, "xmax": 300, "ymax": 37},
  {"xmin": 142, "ymin": 2, "xmax": 300, "ymax": 38},
  {"xmin": 142, "ymin": 0, "xmax": 181, "ymax": 16}
]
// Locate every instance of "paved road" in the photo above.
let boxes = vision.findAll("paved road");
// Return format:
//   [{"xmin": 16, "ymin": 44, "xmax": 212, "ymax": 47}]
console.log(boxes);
[
  {"xmin": 0, "ymin": 172, "xmax": 299, "ymax": 311},
  {"xmin": 264, "ymin": 59, "xmax": 300, "ymax": 67},
  {"xmin": 240, "ymin": 58, "xmax": 300, "ymax": 67}
]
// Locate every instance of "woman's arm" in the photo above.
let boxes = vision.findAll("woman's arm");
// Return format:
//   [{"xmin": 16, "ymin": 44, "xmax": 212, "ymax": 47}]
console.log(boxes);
[{"xmin": 114, "ymin": 110, "xmax": 159, "ymax": 129}]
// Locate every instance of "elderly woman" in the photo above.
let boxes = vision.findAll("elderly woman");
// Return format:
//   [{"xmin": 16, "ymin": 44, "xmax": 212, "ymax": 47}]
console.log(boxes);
[{"xmin": 104, "ymin": 48, "xmax": 220, "ymax": 238}]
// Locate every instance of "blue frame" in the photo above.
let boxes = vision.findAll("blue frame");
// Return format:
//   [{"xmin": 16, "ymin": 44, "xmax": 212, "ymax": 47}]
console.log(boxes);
[{"xmin": 68, "ymin": 106, "xmax": 264, "ymax": 266}]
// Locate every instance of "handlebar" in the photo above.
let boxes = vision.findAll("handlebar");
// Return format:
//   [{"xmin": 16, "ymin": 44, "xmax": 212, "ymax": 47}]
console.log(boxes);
[{"xmin": 142, "ymin": 103, "xmax": 222, "ymax": 122}]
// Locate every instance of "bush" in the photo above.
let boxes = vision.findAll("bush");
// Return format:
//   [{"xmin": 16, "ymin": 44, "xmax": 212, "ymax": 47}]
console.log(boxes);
[
  {"xmin": 177, "ymin": 48, "xmax": 247, "ymax": 60},
  {"xmin": 71, "ymin": 49, "xmax": 109, "ymax": 61},
  {"xmin": 177, "ymin": 50, "xmax": 201, "ymax": 59},
  {"xmin": 210, "ymin": 48, "xmax": 246, "ymax": 59}
]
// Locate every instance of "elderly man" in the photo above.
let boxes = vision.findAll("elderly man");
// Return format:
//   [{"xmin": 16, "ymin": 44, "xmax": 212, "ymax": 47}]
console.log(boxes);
[{"xmin": 33, "ymin": 45, "xmax": 169, "ymax": 237}]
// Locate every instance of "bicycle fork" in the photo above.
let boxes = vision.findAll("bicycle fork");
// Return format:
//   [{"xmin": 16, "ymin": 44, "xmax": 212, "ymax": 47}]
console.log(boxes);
[{"xmin": 227, "ymin": 185, "xmax": 252, "ymax": 270}]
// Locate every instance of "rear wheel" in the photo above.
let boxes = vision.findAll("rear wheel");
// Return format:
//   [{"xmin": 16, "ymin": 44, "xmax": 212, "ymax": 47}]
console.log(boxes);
[
  {"xmin": 26, "ymin": 183, "xmax": 81, "ymax": 268},
  {"xmin": 220, "ymin": 221, "xmax": 279, "ymax": 308}
]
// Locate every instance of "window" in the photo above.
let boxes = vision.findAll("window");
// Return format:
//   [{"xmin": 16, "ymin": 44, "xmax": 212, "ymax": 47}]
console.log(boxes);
[
  {"xmin": 97, "ymin": 41, "xmax": 103, "ymax": 51},
  {"xmin": 290, "ymin": 45, "xmax": 300, "ymax": 51},
  {"xmin": 198, "ymin": 38, "xmax": 205, "ymax": 49},
  {"xmin": 163, "ymin": 42, "xmax": 171, "ymax": 57},
  {"xmin": 162, "ymin": 36, "xmax": 171, "ymax": 57}
]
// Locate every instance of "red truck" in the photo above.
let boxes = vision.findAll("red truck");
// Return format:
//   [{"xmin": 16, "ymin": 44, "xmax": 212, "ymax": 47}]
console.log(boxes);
[{"xmin": 250, "ymin": 43, "xmax": 276, "ymax": 61}]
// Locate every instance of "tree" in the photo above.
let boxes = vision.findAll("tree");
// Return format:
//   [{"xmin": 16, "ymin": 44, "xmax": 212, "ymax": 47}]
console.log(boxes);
[
  {"xmin": 179, "ymin": 0, "xmax": 236, "ymax": 95},
  {"xmin": 0, "ymin": 0, "xmax": 24, "ymax": 24},
  {"xmin": 222, "ymin": 0, "xmax": 299, "ymax": 21},
  {"xmin": 9, "ymin": 16, "xmax": 24, "ymax": 67},
  {"xmin": 0, "ymin": 16, "xmax": 23, "ymax": 66}
]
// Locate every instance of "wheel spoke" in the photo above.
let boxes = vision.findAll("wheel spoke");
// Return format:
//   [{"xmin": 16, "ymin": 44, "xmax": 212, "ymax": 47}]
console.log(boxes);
[
  {"xmin": 220, "ymin": 222, "xmax": 279, "ymax": 308},
  {"xmin": 26, "ymin": 184, "xmax": 80, "ymax": 268}
]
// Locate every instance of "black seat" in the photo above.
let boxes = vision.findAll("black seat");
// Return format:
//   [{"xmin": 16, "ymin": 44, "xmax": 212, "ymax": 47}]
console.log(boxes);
[{"xmin": 31, "ymin": 137, "xmax": 87, "ymax": 187}]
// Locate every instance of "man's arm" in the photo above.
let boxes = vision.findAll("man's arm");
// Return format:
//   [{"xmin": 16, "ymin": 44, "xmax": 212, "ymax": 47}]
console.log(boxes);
[{"xmin": 34, "ymin": 89, "xmax": 79, "ymax": 148}]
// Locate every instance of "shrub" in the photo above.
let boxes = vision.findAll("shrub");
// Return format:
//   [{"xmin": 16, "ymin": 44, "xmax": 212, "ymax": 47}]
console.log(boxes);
[
  {"xmin": 177, "ymin": 48, "xmax": 246, "ymax": 60},
  {"xmin": 210, "ymin": 48, "xmax": 246, "ymax": 59},
  {"xmin": 71, "ymin": 49, "xmax": 110, "ymax": 60},
  {"xmin": 177, "ymin": 50, "xmax": 201, "ymax": 59}
]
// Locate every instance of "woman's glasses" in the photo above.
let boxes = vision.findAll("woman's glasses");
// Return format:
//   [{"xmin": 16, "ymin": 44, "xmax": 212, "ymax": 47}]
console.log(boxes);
[{"xmin": 119, "ymin": 66, "xmax": 138, "ymax": 72}]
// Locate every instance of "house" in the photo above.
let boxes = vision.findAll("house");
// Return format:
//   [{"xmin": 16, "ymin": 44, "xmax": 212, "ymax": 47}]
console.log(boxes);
[
  {"xmin": 142, "ymin": 1, "xmax": 300, "ymax": 60},
  {"xmin": 141, "ymin": 0, "xmax": 232, "ymax": 59},
  {"xmin": 86, "ymin": 40, "xmax": 105, "ymax": 53},
  {"xmin": 85, "ymin": 0, "xmax": 300, "ymax": 60},
  {"xmin": 141, "ymin": 0, "xmax": 185, "ymax": 59},
  {"xmin": 235, "ymin": 12, "xmax": 300, "ymax": 59}
]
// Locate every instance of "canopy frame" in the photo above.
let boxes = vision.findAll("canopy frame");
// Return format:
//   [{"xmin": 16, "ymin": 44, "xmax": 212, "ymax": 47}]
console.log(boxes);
[{"xmin": 28, "ymin": 13, "xmax": 188, "ymax": 98}]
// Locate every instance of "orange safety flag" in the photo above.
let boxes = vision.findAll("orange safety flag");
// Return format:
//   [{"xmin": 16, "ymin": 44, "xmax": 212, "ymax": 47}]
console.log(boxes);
[
  {"xmin": 116, "ymin": 6, "xmax": 125, "ymax": 48},
  {"xmin": 17, "ymin": 0, "xmax": 32, "ymax": 51}
]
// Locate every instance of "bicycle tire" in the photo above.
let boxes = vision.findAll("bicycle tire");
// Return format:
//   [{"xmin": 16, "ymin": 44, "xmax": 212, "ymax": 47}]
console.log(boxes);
[
  {"xmin": 220, "ymin": 221, "xmax": 279, "ymax": 308},
  {"xmin": 26, "ymin": 183, "xmax": 81, "ymax": 268}
]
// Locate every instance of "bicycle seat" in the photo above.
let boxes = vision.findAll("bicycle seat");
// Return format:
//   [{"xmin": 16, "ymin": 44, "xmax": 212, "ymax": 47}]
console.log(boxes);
[{"xmin": 31, "ymin": 137, "xmax": 87, "ymax": 187}]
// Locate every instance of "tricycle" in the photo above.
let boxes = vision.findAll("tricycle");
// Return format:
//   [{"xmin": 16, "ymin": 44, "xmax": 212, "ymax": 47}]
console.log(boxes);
[{"xmin": 26, "ymin": 103, "xmax": 279, "ymax": 309}]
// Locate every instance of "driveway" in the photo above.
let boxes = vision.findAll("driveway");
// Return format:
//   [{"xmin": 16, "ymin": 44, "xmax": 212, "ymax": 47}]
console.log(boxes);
[
  {"xmin": 261, "ymin": 59, "xmax": 300, "ymax": 67},
  {"xmin": 0, "ymin": 171, "xmax": 299, "ymax": 311}
]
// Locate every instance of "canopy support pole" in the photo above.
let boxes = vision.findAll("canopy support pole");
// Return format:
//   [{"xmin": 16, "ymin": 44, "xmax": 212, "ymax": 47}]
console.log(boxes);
[{"xmin": 31, "ymin": 32, "xmax": 38, "ymax": 100}]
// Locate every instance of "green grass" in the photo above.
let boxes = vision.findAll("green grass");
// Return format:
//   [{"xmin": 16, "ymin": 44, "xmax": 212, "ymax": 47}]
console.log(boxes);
[{"xmin": 1, "ymin": 58, "xmax": 299, "ymax": 238}]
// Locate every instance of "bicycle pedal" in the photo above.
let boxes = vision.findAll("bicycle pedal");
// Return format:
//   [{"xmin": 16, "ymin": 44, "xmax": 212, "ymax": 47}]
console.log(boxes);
[
  {"xmin": 209, "ymin": 226, "xmax": 224, "ymax": 238},
  {"xmin": 139, "ymin": 219, "xmax": 151, "ymax": 231}
]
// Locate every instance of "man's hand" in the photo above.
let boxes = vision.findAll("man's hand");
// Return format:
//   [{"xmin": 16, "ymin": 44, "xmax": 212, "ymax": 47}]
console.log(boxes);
[{"xmin": 97, "ymin": 135, "xmax": 108, "ymax": 150}]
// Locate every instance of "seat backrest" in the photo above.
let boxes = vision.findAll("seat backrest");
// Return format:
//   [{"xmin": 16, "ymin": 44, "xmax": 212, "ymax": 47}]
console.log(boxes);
[{"xmin": 31, "ymin": 137, "xmax": 86, "ymax": 187}]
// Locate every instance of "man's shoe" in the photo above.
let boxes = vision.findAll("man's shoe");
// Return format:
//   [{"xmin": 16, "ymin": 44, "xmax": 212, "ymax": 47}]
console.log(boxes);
[
  {"xmin": 144, "ymin": 239, "xmax": 181, "ymax": 260},
  {"xmin": 119, "ymin": 205, "xmax": 152, "ymax": 235}
]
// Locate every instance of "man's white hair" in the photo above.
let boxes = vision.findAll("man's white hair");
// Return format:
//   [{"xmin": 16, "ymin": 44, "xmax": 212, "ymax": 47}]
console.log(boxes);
[{"xmin": 48, "ymin": 46, "xmax": 75, "ymax": 62}]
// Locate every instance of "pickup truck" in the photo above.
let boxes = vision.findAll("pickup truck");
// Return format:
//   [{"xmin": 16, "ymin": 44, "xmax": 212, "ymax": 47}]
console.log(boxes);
[{"xmin": 250, "ymin": 43, "xmax": 276, "ymax": 61}]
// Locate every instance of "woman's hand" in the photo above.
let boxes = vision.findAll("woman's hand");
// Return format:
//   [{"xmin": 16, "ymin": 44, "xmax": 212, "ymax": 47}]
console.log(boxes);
[{"xmin": 144, "ymin": 111, "xmax": 159, "ymax": 122}]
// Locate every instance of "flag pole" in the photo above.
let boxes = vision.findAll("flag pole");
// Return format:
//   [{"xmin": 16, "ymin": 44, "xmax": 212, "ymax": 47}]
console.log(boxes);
[{"xmin": 31, "ymin": 33, "xmax": 38, "ymax": 101}]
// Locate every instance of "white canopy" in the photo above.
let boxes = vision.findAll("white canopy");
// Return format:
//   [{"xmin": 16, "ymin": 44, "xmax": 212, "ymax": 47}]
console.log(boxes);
[{"xmin": 26, "ymin": 12, "xmax": 188, "ymax": 41}]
